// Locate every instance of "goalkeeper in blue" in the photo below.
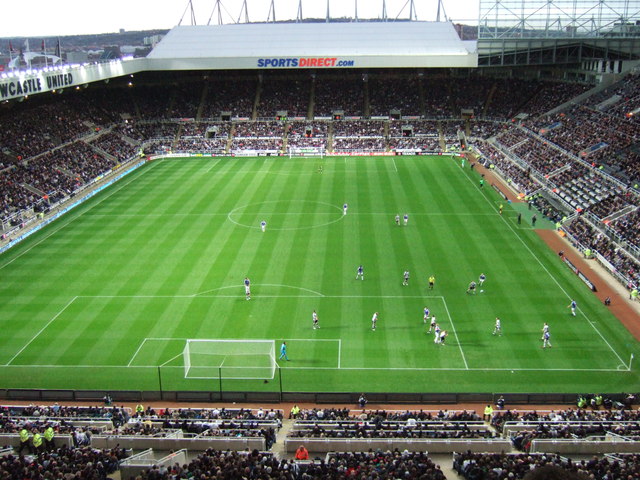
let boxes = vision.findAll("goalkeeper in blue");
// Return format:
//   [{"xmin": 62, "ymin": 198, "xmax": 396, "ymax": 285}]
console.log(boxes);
[{"xmin": 279, "ymin": 341, "xmax": 290, "ymax": 361}]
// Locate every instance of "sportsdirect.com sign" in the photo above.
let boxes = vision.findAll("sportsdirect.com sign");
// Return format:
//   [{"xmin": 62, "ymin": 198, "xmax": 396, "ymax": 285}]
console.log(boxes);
[{"xmin": 257, "ymin": 57, "xmax": 355, "ymax": 68}]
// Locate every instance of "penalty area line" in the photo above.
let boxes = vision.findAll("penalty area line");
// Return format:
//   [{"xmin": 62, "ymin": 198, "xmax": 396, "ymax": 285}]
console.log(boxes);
[
  {"xmin": 127, "ymin": 338, "xmax": 148, "ymax": 367},
  {"xmin": 6, "ymin": 296, "xmax": 78, "ymax": 366}
]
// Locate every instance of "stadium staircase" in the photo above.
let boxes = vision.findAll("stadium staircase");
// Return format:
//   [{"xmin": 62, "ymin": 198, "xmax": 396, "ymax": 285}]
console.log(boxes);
[
  {"xmin": 603, "ymin": 204, "xmax": 637, "ymax": 224},
  {"xmin": 20, "ymin": 183, "xmax": 47, "ymax": 197},
  {"xmin": 271, "ymin": 417, "xmax": 295, "ymax": 458},
  {"xmin": 195, "ymin": 82, "xmax": 210, "ymax": 121},
  {"xmin": 173, "ymin": 124, "xmax": 186, "ymax": 152},
  {"xmin": 89, "ymin": 142, "xmax": 118, "ymax": 163},
  {"xmin": 282, "ymin": 123, "xmax": 289, "ymax": 152},
  {"xmin": 252, "ymin": 80, "xmax": 262, "ymax": 120},
  {"xmin": 363, "ymin": 79, "xmax": 370, "ymax": 118},
  {"xmin": 327, "ymin": 123, "xmax": 334, "ymax": 153},
  {"xmin": 437, "ymin": 121, "xmax": 446, "ymax": 151},
  {"xmin": 545, "ymin": 78, "xmax": 621, "ymax": 116},
  {"xmin": 417, "ymin": 76, "xmax": 426, "ymax": 117},
  {"xmin": 482, "ymin": 83, "xmax": 498, "ymax": 117},
  {"xmin": 307, "ymin": 78, "xmax": 316, "ymax": 119}
]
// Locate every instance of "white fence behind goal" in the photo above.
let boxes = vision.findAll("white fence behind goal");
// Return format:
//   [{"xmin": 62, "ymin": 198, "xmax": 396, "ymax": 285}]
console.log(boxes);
[{"xmin": 183, "ymin": 339, "xmax": 276, "ymax": 380}]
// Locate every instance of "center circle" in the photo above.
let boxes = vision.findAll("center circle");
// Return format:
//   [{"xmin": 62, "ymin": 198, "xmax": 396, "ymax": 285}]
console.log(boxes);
[{"xmin": 228, "ymin": 200, "xmax": 344, "ymax": 231}]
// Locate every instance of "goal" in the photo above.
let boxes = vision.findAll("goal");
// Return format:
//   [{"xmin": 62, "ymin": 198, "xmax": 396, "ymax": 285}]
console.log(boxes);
[{"xmin": 183, "ymin": 339, "xmax": 276, "ymax": 380}]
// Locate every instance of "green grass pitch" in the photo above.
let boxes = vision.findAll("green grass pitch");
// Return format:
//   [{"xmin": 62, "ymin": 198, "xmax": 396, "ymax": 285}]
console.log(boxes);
[{"xmin": 1, "ymin": 154, "xmax": 639, "ymax": 394}]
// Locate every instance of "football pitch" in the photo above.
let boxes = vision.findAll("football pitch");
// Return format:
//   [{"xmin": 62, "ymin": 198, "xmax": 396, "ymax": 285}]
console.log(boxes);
[{"xmin": 1, "ymin": 155, "xmax": 639, "ymax": 394}]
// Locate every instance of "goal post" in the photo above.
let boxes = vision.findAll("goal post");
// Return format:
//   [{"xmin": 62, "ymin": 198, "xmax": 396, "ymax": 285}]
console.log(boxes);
[{"xmin": 182, "ymin": 339, "xmax": 276, "ymax": 380}]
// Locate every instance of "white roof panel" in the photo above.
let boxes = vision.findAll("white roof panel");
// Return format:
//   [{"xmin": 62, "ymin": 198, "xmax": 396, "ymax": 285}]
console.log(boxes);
[{"xmin": 147, "ymin": 22, "xmax": 477, "ymax": 69}]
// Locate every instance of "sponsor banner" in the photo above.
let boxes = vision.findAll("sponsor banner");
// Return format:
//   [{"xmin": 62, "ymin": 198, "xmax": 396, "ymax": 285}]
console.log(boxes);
[
  {"xmin": 563, "ymin": 256, "xmax": 579, "ymax": 274},
  {"xmin": 577, "ymin": 270, "xmax": 597, "ymax": 291},
  {"xmin": 394, "ymin": 149, "xmax": 423, "ymax": 154},
  {"xmin": 257, "ymin": 57, "xmax": 355, "ymax": 68},
  {"xmin": 491, "ymin": 183, "xmax": 509, "ymax": 200},
  {"xmin": 561, "ymin": 255, "xmax": 596, "ymax": 291},
  {"xmin": 232, "ymin": 150, "xmax": 280, "ymax": 157}
]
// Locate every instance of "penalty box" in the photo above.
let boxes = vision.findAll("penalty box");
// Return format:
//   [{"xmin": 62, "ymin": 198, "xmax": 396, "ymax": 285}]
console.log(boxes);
[{"xmin": 129, "ymin": 337, "xmax": 341, "ymax": 378}]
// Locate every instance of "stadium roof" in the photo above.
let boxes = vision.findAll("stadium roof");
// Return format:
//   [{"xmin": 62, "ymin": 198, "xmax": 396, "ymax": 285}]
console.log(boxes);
[{"xmin": 146, "ymin": 22, "xmax": 478, "ymax": 69}]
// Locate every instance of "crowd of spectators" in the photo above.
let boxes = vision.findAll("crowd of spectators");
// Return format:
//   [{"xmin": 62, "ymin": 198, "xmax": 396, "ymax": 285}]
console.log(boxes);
[
  {"xmin": 368, "ymin": 76, "xmax": 422, "ymax": 117},
  {"xmin": 610, "ymin": 208, "xmax": 640, "ymax": 251},
  {"xmin": 475, "ymin": 140, "xmax": 539, "ymax": 195},
  {"xmin": 117, "ymin": 122, "xmax": 180, "ymax": 142},
  {"xmin": 454, "ymin": 451, "xmax": 640, "ymax": 480},
  {"xmin": 134, "ymin": 448, "xmax": 448, "ymax": 480},
  {"xmin": 1, "ymin": 403, "xmax": 130, "ymax": 419},
  {"xmin": 528, "ymin": 73, "xmax": 640, "ymax": 185},
  {"xmin": 332, "ymin": 121, "xmax": 385, "ymax": 137},
  {"xmin": 286, "ymin": 122, "xmax": 329, "ymax": 150},
  {"xmin": 333, "ymin": 138, "xmax": 386, "ymax": 152},
  {"xmin": 586, "ymin": 192, "xmax": 630, "ymax": 219},
  {"xmin": 304, "ymin": 450, "xmax": 446, "ymax": 480},
  {"xmin": 495, "ymin": 128, "xmax": 570, "ymax": 175},
  {"xmin": 286, "ymin": 122, "xmax": 328, "ymax": 139},
  {"xmin": 173, "ymin": 138, "xmax": 227, "ymax": 153},
  {"xmin": 234, "ymin": 121, "xmax": 284, "ymax": 138},
  {"xmin": 180, "ymin": 122, "xmax": 232, "ymax": 138},
  {"xmin": 547, "ymin": 163, "xmax": 590, "ymax": 189},
  {"xmin": 257, "ymin": 77, "xmax": 310, "ymax": 118},
  {"xmin": 313, "ymin": 76, "xmax": 364, "ymax": 117},
  {"xmin": 388, "ymin": 137, "xmax": 440, "ymax": 151},
  {"xmin": 201, "ymin": 77, "xmax": 257, "ymax": 118},
  {"xmin": 90, "ymin": 132, "xmax": 140, "ymax": 162},
  {"xmin": 469, "ymin": 120, "xmax": 506, "ymax": 139},
  {"xmin": 231, "ymin": 138, "xmax": 282, "ymax": 151},
  {"xmin": 563, "ymin": 216, "xmax": 640, "ymax": 286},
  {"xmin": 387, "ymin": 120, "xmax": 439, "ymax": 137},
  {"xmin": 0, "ymin": 445, "xmax": 128, "ymax": 480}
]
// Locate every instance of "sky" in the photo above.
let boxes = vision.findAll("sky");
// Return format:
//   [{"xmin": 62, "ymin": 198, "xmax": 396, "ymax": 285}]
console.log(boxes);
[{"xmin": 2, "ymin": 0, "xmax": 480, "ymax": 38}]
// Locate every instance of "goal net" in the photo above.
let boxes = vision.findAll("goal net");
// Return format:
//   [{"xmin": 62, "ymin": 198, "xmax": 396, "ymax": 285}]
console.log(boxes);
[{"xmin": 183, "ymin": 339, "xmax": 276, "ymax": 380}]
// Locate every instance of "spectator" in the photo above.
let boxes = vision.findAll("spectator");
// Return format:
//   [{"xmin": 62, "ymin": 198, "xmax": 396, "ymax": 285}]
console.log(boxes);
[{"xmin": 294, "ymin": 444, "xmax": 309, "ymax": 460}]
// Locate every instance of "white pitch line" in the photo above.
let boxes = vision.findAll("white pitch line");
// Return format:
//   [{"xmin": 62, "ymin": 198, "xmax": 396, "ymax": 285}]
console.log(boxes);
[
  {"xmin": 0, "ymin": 364, "xmax": 627, "ymax": 372},
  {"xmin": 286, "ymin": 338, "xmax": 341, "ymax": 341},
  {"xmin": 145, "ymin": 337, "xmax": 189, "ymax": 341},
  {"xmin": 193, "ymin": 284, "xmax": 324, "ymax": 297},
  {"xmin": 83, "ymin": 212, "xmax": 497, "ymax": 218},
  {"xmin": 439, "ymin": 296, "xmax": 469, "ymax": 370},
  {"xmin": 127, "ymin": 338, "xmax": 148, "ymax": 367},
  {"xmin": 338, "ymin": 339, "xmax": 342, "ymax": 368},
  {"xmin": 159, "ymin": 353, "xmax": 182, "ymax": 367},
  {"xmin": 275, "ymin": 366, "xmax": 628, "ymax": 372},
  {"xmin": 391, "ymin": 158, "xmax": 398, "ymax": 172},
  {"xmin": 5, "ymin": 296, "xmax": 78, "ymax": 366},
  {"xmin": 462, "ymin": 169, "xmax": 628, "ymax": 367},
  {"xmin": 80, "ymin": 294, "xmax": 450, "ymax": 299}
]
